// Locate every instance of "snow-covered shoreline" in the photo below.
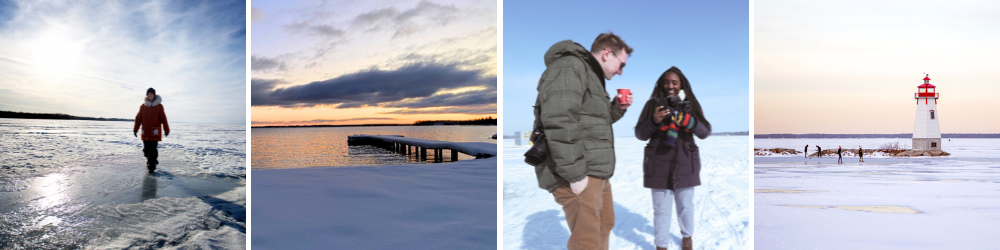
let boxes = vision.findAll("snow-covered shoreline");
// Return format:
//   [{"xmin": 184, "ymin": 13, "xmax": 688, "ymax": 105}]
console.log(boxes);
[{"xmin": 252, "ymin": 158, "xmax": 498, "ymax": 249}]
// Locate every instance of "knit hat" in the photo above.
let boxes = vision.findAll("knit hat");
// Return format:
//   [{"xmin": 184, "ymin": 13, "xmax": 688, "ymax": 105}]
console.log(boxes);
[{"xmin": 146, "ymin": 88, "xmax": 156, "ymax": 95}]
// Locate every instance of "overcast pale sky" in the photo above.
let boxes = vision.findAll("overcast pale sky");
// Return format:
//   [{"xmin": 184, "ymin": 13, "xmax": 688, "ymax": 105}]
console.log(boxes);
[
  {"xmin": 250, "ymin": 0, "xmax": 497, "ymax": 126},
  {"xmin": 0, "ymin": 0, "xmax": 246, "ymax": 124},
  {"xmin": 755, "ymin": 0, "xmax": 1000, "ymax": 134}
]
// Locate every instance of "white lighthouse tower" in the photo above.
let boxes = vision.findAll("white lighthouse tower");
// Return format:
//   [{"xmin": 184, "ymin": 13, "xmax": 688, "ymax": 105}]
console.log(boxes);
[{"xmin": 913, "ymin": 74, "xmax": 941, "ymax": 151}]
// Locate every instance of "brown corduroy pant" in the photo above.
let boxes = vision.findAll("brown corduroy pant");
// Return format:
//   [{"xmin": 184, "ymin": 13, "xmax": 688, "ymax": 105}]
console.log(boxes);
[{"xmin": 552, "ymin": 176, "xmax": 614, "ymax": 250}]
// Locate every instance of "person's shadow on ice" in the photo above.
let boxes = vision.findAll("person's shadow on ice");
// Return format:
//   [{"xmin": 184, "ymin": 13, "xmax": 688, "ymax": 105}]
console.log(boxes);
[
  {"xmin": 521, "ymin": 210, "xmax": 570, "ymax": 250},
  {"xmin": 613, "ymin": 202, "xmax": 674, "ymax": 250},
  {"xmin": 520, "ymin": 203, "xmax": 669, "ymax": 250}
]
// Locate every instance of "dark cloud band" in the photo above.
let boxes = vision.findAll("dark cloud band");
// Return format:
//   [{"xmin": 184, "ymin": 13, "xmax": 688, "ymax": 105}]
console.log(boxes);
[{"xmin": 251, "ymin": 63, "xmax": 495, "ymax": 110}]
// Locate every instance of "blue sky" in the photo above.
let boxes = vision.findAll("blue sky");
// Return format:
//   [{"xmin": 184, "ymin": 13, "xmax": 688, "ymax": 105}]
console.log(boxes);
[
  {"xmin": 502, "ymin": 0, "xmax": 750, "ymax": 136},
  {"xmin": 0, "ymin": 0, "xmax": 246, "ymax": 124}
]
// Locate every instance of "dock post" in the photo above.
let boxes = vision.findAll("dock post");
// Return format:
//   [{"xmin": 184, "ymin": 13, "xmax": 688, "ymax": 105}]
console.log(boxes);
[
  {"xmin": 421, "ymin": 147, "xmax": 427, "ymax": 161},
  {"xmin": 451, "ymin": 149, "xmax": 458, "ymax": 161},
  {"xmin": 407, "ymin": 145, "xmax": 411, "ymax": 155},
  {"xmin": 435, "ymin": 149, "xmax": 442, "ymax": 163}
]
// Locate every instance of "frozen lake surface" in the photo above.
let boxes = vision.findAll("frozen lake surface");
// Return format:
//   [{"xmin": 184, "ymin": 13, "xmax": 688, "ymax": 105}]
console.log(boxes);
[
  {"xmin": 755, "ymin": 138, "xmax": 1000, "ymax": 249},
  {"xmin": 0, "ymin": 118, "xmax": 245, "ymax": 249},
  {"xmin": 252, "ymin": 158, "xmax": 497, "ymax": 249},
  {"xmin": 503, "ymin": 136, "xmax": 750, "ymax": 250}
]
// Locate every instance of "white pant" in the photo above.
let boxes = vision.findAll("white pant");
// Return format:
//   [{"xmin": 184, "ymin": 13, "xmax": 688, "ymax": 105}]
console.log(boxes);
[{"xmin": 652, "ymin": 187, "xmax": 695, "ymax": 247}]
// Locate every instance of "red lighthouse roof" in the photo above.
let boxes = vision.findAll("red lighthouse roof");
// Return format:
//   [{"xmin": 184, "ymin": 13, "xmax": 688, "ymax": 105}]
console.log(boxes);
[{"xmin": 919, "ymin": 75, "xmax": 935, "ymax": 88}]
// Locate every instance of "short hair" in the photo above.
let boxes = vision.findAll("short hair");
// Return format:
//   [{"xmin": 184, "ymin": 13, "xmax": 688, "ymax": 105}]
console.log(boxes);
[{"xmin": 590, "ymin": 32, "xmax": 633, "ymax": 56}]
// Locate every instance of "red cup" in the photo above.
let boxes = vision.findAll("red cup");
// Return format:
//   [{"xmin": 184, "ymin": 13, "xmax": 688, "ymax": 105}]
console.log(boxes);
[{"xmin": 617, "ymin": 89, "xmax": 631, "ymax": 104}]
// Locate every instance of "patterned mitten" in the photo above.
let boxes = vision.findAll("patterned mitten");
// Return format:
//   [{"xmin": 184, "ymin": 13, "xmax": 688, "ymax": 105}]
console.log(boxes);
[
  {"xmin": 659, "ymin": 122, "xmax": 679, "ymax": 148},
  {"xmin": 672, "ymin": 111, "xmax": 698, "ymax": 132}
]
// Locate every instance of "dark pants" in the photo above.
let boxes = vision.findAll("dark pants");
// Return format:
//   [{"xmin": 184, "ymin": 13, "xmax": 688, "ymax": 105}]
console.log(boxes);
[{"xmin": 143, "ymin": 140, "xmax": 159, "ymax": 165}]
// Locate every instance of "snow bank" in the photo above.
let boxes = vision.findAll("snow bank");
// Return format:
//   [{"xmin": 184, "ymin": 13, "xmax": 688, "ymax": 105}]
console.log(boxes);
[
  {"xmin": 252, "ymin": 159, "xmax": 498, "ymax": 249},
  {"xmin": 503, "ymin": 136, "xmax": 749, "ymax": 250}
]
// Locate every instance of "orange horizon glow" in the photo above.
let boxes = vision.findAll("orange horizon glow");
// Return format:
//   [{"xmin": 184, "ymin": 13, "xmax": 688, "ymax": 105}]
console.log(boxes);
[{"xmin": 250, "ymin": 106, "xmax": 495, "ymax": 127}]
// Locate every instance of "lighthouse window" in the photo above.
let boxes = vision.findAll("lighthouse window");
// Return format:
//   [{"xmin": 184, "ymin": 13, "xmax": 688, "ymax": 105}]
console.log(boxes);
[
  {"xmin": 920, "ymin": 88, "xmax": 926, "ymax": 93},
  {"xmin": 930, "ymin": 111, "xmax": 935, "ymax": 119},
  {"xmin": 932, "ymin": 142, "xmax": 937, "ymax": 147}
]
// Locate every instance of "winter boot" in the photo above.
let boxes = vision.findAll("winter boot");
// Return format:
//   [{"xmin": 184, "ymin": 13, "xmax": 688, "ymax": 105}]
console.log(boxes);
[
  {"xmin": 147, "ymin": 163, "xmax": 156, "ymax": 173},
  {"xmin": 682, "ymin": 237, "xmax": 692, "ymax": 250}
]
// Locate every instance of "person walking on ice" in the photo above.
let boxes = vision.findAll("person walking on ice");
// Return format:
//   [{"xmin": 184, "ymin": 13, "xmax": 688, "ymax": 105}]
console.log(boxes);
[
  {"xmin": 804, "ymin": 144, "xmax": 809, "ymax": 159},
  {"xmin": 859, "ymin": 146, "xmax": 864, "ymax": 162},
  {"xmin": 134, "ymin": 88, "xmax": 170, "ymax": 173},
  {"xmin": 837, "ymin": 146, "xmax": 843, "ymax": 163},
  {"xmin": 816, "ymin": 145, "xmax": 821, "ymax": 158}
]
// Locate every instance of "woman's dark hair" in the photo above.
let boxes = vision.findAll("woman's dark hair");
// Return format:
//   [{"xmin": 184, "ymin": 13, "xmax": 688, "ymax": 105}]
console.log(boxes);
[{"xmin": 635, "ymin": 66, "xmax": 711, "ymax": 131}]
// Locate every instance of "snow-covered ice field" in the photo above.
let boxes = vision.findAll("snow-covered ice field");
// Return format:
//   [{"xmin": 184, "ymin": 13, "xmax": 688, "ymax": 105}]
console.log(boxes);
[
  {"xmin": 503, "ymin": 136, "xmax": 750, "ymax": 250},
  {"xmin": 252, "ymin": 158, "xmax": 497, "ymax": 249},
  {"xmin": 0, "ymin": 118, "xmax": 246, "ymax": 249},
  {"xmin": 755, "ymin": 138, "xmax": 1000, "ymax": 249}
]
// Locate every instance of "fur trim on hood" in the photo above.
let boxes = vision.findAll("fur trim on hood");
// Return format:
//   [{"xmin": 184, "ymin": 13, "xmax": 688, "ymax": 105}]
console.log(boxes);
[{"xmin": 144, "ymin": 95, "xmax": 162, "ymax": 107}]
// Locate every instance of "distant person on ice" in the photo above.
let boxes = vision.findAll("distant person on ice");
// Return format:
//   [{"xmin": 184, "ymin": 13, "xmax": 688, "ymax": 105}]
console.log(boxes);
[
  {"xmin": 804, "ymin": 144, "xmax": 809, "ymax": 158},
  {"xmin": 816, "ymin": 145, "xmax": 821, "ymax": 157},
  {"xmin": 528, "ymin": 32, "xmax": 632, "ymax": 250},
  {"xmin": 859, "ymin": 146, "xmax": 864, "ymax": 162},
  {"xmin": 634, "ymin": 66, "xmax": 711, "ymax": 250},
  {"xmin": 134, "ymin": 88, "xmax": 170, "ymax": 173},
  {"xmin": 837, "ymin": 146, "xmax": 843, "ymax": 163}
]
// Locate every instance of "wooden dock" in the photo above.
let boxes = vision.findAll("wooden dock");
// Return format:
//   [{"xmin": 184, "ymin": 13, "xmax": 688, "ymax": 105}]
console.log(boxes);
[{"xmin": 347, "ymin": 135, "xmax": 496, "ymax": 163}]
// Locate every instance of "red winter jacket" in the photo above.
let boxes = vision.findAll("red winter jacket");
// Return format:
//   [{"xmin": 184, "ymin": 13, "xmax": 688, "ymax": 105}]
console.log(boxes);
[{"xmin": 133, "ymin": 95, "xmax": 170, "ymax": 141}]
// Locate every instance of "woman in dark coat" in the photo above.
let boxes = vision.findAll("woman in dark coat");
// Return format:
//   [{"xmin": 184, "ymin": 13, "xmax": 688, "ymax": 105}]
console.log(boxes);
[{"xmin": 634, "ymin": 67, "xmax": 711, "ymax": 250}]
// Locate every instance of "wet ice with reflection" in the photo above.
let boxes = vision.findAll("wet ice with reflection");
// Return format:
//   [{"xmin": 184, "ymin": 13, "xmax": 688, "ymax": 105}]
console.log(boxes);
[{"xmin": 0, "ymin": 119, "xmax": 246, "ymax": 249}]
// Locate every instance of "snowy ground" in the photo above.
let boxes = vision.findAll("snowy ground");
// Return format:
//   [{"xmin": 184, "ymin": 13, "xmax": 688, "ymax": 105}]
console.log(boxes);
[
  {"xmin": 503, "ymin": 136, "xmax": 750, "ymax": 250},
  {"xmin": 0, "ymin": 118, "xmax": 246, "ymax": 249},
  {"xmin": 755, "ymin": 138, "xmax": 1000, "ymax": 249},
  {"xmin": 252, "ymin": 158, "xmax": 498, "ymax": 249}
]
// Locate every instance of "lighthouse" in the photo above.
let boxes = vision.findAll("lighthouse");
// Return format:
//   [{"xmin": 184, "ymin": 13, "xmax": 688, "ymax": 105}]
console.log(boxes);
[{"xmin": 913, "ymin": 74, "xmax": 941, "ymax": 151}]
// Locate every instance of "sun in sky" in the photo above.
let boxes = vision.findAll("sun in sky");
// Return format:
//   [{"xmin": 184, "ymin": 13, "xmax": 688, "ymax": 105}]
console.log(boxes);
[{"xmin": 0, "ymin": 0, "xmax": 247, "ymax": 125}]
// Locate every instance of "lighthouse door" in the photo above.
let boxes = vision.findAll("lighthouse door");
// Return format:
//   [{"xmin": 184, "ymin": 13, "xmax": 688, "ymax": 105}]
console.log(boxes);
[{"xmin": 930, "ymin": 110, "xmax": 935, "ymax": 119}]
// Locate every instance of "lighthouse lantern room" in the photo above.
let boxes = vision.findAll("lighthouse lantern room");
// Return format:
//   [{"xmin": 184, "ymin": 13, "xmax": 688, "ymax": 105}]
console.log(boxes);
[{"xmin": 913, "ymin": 74, "xmax": 941, "ymax": 151}]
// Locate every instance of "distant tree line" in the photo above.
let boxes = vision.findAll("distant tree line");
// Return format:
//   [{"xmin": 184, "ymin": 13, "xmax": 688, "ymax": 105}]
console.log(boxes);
[
  {"xmin": 0, "ymin": 110, "xmax": 130, "ymax": 122},
  {"xmin": 712, "ymin": 131, "xmax": 750, "ymax": 136},
  {"xmin": 755, "ymin": 133, "xmax": 1000, "ymax": 139},
  {"xmin": 413, "ymin": 116, "xmax": 496, "ymax": 126}
]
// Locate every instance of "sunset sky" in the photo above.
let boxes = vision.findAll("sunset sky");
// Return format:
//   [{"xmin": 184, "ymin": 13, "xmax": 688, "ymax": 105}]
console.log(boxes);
[
  {"xmin": 250, "ymin": 0, "xmax": 497, "ymax": 126},
  {"xmin": 0, "ymin": 0, "xmax": 246, "ymax": 125},
  {"xmin": 755, "ymin": 0, "xmax": 1000, "ymax": 134}
]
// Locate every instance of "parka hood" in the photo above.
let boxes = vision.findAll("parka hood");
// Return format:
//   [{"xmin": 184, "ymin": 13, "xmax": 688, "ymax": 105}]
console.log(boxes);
[
  {"xmin": 543, "ymin": 40, "xmax": 606, "ymax": 87},
  {"xmin": 144, "ymin": 95, "xmax": 162, "ymax": 107}
]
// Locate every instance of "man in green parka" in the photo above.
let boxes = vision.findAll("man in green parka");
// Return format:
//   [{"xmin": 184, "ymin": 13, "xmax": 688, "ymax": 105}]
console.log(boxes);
[{"xmin": 531, "ymin": 32, "xmax": 633, "ymax": 250}]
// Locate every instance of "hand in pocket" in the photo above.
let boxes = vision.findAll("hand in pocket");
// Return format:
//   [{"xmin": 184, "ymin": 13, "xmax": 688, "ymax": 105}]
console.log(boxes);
[{"xmin": 570, "ymin": 177, "xmax": 589, "ymax": 195}]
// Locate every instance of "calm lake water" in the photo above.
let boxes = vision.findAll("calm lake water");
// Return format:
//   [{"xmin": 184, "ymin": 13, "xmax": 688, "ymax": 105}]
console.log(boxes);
[{"xmin": 251, "ymin": 126, "xmax": 497, "ymax": 169}]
